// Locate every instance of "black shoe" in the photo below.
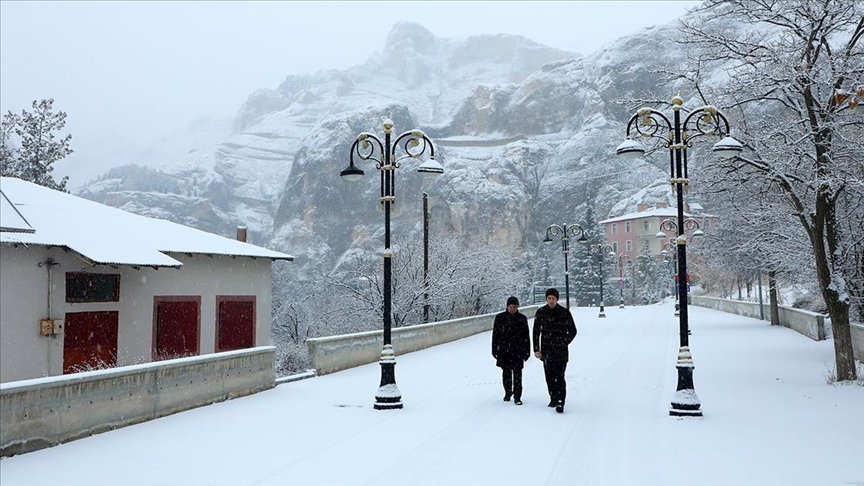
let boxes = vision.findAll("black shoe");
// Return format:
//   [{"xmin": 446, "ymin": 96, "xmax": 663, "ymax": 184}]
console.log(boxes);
[
  {"xmin": 555, "ymin": 403, "xmax": 564, "ymax": 413},
  {"xmin": 514, "ymin": 399, "xmax": 523, "ymax": 406},
  {"xmin": 504, "ymin": 394, "xmax": 511, "ymax": 402},
  {"xmin": 548, "ymin": 400, "xmax": 555, "ymax": 407}
]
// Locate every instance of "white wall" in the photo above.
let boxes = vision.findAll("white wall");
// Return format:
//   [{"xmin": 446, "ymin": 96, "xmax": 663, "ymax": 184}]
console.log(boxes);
[{"xmin": 0, "ymin": 245, "xmax": 274, "ymax": 383}]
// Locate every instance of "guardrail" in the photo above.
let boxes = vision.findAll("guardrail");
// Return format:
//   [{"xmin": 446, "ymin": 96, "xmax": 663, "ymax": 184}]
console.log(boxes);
[
  {"xmin": 1, "ymin": 346, "xmax": 275, "ymax": 457},
  {"xmin": 690, "ymin": 296, "xmax": 827, "ymax": 341},
  {"xmin": 307, "ymin": 305, "xmax": 542, "ymax": 375}
]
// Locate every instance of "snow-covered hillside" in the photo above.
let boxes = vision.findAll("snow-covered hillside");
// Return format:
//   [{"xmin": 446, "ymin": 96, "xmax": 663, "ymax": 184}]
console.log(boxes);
[{"xmin": 78, "ymin": 17, "xmax": 718, "ymax": 282}]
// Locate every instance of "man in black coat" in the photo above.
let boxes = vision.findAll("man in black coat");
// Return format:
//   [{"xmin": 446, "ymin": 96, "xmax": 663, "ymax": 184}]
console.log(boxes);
[
  {"xmin": 533, "ymin": 288, "xmax": 577, "ymax": 413},
  {"xmin": 492, "ymin": 296, "xmax": 530, "ymax": 405}
]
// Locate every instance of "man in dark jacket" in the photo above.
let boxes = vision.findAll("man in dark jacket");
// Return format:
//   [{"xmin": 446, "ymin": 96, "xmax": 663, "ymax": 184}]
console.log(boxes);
[
  {"xmin": 533, "ymin": 288, "xmax": 577, "ymax": 413},
  {"xmin": 492, "ymin": 296, "xmax": 530, "ymax": 405}
]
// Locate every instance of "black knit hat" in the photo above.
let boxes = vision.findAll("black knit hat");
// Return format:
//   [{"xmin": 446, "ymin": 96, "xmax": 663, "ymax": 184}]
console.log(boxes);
[
  {"xmin": 545, "ymin": 288, "xmax": 560, "ymax": 299},
  {"xmin": 506, "ymin": 296, "xmax": 519, "ymax": 306}
]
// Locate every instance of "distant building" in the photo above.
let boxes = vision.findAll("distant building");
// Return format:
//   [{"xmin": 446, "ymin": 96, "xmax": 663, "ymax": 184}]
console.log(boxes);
[
  {"xmin": 0, "ymin": 177, "xmax": 293, "ymax": 383},
  {"xmin": 598, "ymin": 202, "xmax": 715, "ymax": 261}
]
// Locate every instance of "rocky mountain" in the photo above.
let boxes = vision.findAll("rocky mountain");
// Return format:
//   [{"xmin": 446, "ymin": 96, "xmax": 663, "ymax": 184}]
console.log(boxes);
[{"xmin": 80, "ymin": 19, "xmax": 709, "ymax": 283}]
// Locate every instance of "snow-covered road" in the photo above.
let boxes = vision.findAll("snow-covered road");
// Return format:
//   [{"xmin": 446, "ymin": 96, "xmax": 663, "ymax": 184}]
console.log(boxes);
[{"xmin": 2, "ymin": 302, "xmax": 862, "ymax": 486}]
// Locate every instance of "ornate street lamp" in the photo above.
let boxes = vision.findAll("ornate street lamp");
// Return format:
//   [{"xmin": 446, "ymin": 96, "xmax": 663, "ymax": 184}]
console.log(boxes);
[
  {"xmin": 588, "ymin": 243, "xmax": 616, "ymax": 318},
  {"xmin": 658, "ymin": 218, "xmax": 703, "ymax": 317},
  {"xmin": 617, "ymin": 96, "xmax": 740, "ymax": 417},
  {"xmin": 542, "ymin": 223, "xmax": 588, "ymax": 309},
  {"xmin": 340, "ymin": 115, "xmax": 443, "ymax": 410}
]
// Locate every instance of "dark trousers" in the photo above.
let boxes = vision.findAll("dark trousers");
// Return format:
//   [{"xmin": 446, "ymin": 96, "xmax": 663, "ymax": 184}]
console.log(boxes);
[
  {"xmin": 543, "ymin": 360, "xmax": 567, "ymax": 404},
  {"xmin": 502, "ymin": 367, "xmax": 523, "ymax": 400}
]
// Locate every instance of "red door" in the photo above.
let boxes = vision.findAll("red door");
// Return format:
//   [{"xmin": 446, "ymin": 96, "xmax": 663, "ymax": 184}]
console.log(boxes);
[
  {"xmin": 63, "ymin": 311, "xmax": 119, "ymax": 374},
  {"xmin": 216, "ymin": 297, "xmax": 255, "ymax": 352},
  {"xmin": 154, "ymin": 298, "xmax": 200, "ymax": 360}
]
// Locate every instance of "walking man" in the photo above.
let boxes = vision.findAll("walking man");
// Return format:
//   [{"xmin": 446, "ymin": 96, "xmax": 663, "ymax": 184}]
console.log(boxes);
[
  {"xmin": 533, "ymin": 288, "xmax": 577, "ymax": 413},
  {"xmin": 492, "ymin": 296, "xmax": 530, "ymax": 405}
]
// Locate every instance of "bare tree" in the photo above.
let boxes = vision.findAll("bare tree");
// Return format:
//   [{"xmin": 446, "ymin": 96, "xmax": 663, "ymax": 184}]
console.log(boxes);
[
  {"xmin": 678, "ymin": 0, "xmax": 863, "ymax": 380},
  {"xmin": 327, "ymin": 234, "xmax": 528, "ymax": 327}
]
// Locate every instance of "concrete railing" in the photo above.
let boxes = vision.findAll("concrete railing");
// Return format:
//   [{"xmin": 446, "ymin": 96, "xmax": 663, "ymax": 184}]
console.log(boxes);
[
  {"xmin": 307, "ymin": 305, "xmax": 542, "ymax": 375},
  {"xmin": 690, "ymin": 296, "xmax": 827, "ymax": 341},
  {"xmin": 1, "ymin": 346, "xmax": 275, "ymax": 457},
  {"xmin": 852, "ymin": 323, "xmax": 864, "ymax": 363}
]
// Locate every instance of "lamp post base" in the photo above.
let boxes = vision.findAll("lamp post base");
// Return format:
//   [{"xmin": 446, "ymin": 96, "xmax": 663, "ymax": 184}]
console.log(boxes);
[
  {"xmin": 669, "ymin": 347, "xmax": 701, "ymax": 417},
  {"xmin": 374, "ymin": 345, "xmax": 403, "ymax": 410},
  {"xmin": 598, "ymin": 304, "xmax": 606, "ymax": 318},
  {"xmin": 674, "ymin": 301, "xmax": 680, "ymax": 316}
]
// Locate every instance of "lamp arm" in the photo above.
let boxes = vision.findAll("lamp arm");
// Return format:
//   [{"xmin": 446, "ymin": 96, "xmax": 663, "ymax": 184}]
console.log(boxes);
[
  {"xmin": 392, "ymin": 130, "xmax": 435, "ymax": 163},
  {"xmin": 566, "ymin": 224, "xmax": 585, "ymax": 240},
  {"xmin": 350, "ymin": 134, "xmax": 385, "ymax": 169},
  {"xmin": 625, "ymin": 108, "xmax": 674, "ymax": 142},
  {"xmin": 681, "ymin": 218, "xmax": 701, "ymax": 232},
  {"xmin": 546, "ymin": 224, "xmax": 564, "ymax": 239},
  {"xmin": 681, "ymin": 106, "xmax": 733, "ymax": 137}
]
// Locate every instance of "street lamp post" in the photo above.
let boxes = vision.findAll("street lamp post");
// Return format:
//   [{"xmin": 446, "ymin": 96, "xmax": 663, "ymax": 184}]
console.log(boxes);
[
  {"xmin": 340, "ymin": 116, "xmax": 444, "ymax": 410},
  {"xmin": 615, "ymin": 253, "xmax": 630, "ymax": 309},
  {"xmin": 589, "ymin": 243, "xmax": 616, "ymax": 318},
  {"xmin": 661, "ymin": 240, "xmax": 680, "ymax": 316},
  {"xmin": 543, "ymin": 223, "xmax": 588, "ymax": 309},
  {"xmin": 628, "ymin": 260, "xmax": 636, "ymax": 303},
  {"xmin": 658, "ymin": 218, "xmax": 703, "ymax": 317},
  {"xmin": 617, "ymin": 96, "xmax": 741, "ymax": 417}
]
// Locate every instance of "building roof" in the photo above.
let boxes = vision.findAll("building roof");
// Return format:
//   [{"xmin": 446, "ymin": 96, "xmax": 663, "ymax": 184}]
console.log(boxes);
[
  {"xmin": 0, "ymin": 177, "xmax": 293, "ymax": 267},
  {"xmin": 598, "ymin": 207, "xmax": 714, "ymax": 224},
  {"xmin": 0, "ymin": 189, "xmax": 34, "ymax": 233}
]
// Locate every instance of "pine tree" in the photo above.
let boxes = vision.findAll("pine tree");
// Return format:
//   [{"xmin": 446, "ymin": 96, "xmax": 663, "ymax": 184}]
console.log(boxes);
[
  {"xmin": 0, "ymin": 113, "xmax": 20, "ymax": 178},
  {"xmin": 572, "ymin": 184, "xmax": 602, "ymax": 306},
  {"xmin": 0, "ymin": 99, "xmax": 72, "ymax": 191}
]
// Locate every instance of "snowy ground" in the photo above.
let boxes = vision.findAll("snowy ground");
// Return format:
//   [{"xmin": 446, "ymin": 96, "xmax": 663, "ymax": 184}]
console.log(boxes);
[{"xmin": 2, "ymin": 302, "xmax": 862, "ymax": 486}]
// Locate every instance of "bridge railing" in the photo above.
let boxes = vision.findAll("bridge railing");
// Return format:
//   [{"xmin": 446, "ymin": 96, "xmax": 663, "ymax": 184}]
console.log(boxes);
[
  {"xmin": 690, "ymin": 295, "xmax": 827, "ymax": 341},
  {"xmin": 1, "ymin": 346, "xmax": 275, "ymax": 457},
  {"xmin": 307, "ymin": 305, "xmax": 542, "ymax": 375}
]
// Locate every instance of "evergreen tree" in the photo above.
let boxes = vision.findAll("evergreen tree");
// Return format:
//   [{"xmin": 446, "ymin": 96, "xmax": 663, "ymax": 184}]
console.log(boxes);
[
  {"xmin": 0, "ymin": 99, "xmax": 72, "ymax": 191},
  {"xmin": 0, "ymin": 113, "xmax": 20, "ymax": 177},
  {"xmin": 572, "ymin": 184, "xmax": 602, "ymax": 306},
  {"xmin": 633, "ymin": 245, "xmax": 667, "ymax": 304}
]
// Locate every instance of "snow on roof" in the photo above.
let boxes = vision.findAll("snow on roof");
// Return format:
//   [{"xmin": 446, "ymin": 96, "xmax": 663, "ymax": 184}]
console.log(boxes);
[
  {"xmin": 0, "ymin": 189, "xmax": 34, "ymax": 233},
  {"xmin": 599, "ymin": 207, "xmax": 694, "ymax": 224},
  {"xmin": 0, "ymin": 177, "xmax": 293, "ymax": 267}
]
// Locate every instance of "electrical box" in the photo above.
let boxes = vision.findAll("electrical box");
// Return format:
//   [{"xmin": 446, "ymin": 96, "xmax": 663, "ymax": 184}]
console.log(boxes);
[{"xmin": 39, "ymin": 319, "xmax": 63, "ymax": 336}]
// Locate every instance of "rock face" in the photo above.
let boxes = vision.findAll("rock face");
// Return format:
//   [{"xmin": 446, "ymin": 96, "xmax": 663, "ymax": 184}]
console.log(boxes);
[{"xmin": 80, "ymin": 20, "xmax": 708, "ymax": 282}]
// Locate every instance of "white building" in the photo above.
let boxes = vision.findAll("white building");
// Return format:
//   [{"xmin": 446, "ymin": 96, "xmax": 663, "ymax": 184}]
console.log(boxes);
[{"xmin": 0, "ymin": 177, "xmax": 292, "ymax": 383}]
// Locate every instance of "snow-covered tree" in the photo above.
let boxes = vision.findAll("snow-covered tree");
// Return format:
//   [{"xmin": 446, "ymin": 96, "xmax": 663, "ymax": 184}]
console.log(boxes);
[
  {"xmin": 0, "ymin": 99, "xmax": 72, "ymax": 191},
  {"xmin": 570, "ymin": 185, "xmax": 603, "ymax": 306},
  {"xmin": 632, "ymin": 246, "xmax": 668, "ymax": 304},
  {"xmin": 678, "ymin": 0, "xmax": 863, "ymax": 380},
  {"xmin": 328, "ymin": 234, "xmax": 527, "ymax": 328}
]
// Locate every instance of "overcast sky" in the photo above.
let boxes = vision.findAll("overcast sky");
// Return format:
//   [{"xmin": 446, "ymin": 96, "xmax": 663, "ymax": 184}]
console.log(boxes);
[{"xmin": 0, "ymin": 1, "xmax": 700, "ymax": 184}]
